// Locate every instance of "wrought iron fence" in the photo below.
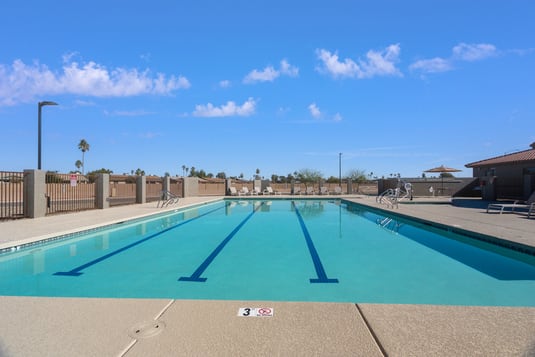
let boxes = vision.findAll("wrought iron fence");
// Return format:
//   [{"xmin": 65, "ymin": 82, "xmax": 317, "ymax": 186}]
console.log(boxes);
[
  {"xmin": 0, "ymin": 171, "xmax": 24, "ymax": 219},
  {"xmin": 169, "ymin": 177, "xmax": 183, "ymax": 197},
  {"xmin": 147, "ymin": 177, "xmax": 163, "ymax": 202},
  {"xmin": 45, "ymin": 172, "xmax": 96, "ymax": 215},
  {"xmin": 109, "ymin": 182, "xmax": 136, "ymax": 206}
]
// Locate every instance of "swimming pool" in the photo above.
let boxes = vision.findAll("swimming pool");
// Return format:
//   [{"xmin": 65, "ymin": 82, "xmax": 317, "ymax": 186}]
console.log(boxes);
[{"xmin": 1, "ymin": 199, "xmax": 534, "ymax": 306}]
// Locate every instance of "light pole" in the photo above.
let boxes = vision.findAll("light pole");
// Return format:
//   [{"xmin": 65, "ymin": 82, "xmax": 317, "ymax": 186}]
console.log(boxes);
[
  {"xmin": 338, "ymin": 152, "xmax": 342, "ymax": 187},
  {"xmin": 37, "ymin": 101, "xmax": 58, "ymax": 170}
]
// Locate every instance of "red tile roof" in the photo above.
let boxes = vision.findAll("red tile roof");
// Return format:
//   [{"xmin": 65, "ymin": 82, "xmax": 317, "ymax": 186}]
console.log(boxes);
[{"xmin": 465, "ymin": 148, "xmax": 535, "ymax": 167}]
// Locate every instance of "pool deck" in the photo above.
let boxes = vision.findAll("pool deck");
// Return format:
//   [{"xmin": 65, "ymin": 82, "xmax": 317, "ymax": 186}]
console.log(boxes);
[{"xmin": 1, "ymin": 195, "xmax": 534, "ymax": 356}]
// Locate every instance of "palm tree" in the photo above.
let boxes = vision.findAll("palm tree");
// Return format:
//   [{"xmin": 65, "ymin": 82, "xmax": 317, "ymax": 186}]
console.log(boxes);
[
  {"xmin": 181, "ymin": 165, "xmax": 186, "ymax": 177},
  {"xmin": 78, "ymin": 139, "xmax": 90, "ymax": 175}
]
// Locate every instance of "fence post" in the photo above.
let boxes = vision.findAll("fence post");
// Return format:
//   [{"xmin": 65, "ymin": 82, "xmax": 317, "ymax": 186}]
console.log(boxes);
[
  {"xmin": 225, "ymin": 179, "xmax": 232, "ymax": 196},
  {"xmin": 136, "ymin": 175, "xmax": 146, "ymax": 203},
  {"xmin": 162, "ymin": 175, "xmax": 171, "ymax": 194},
  {"xmin": 182, "ymin": 177, "xmax": 198, "ymax": 197},
  {"xmin": 96, "ymin": 173, "xmax": 110, "ymax": 209},
  {"xmin": 23, "ymin": 169, "xmax": 46, "ymax": 218}
]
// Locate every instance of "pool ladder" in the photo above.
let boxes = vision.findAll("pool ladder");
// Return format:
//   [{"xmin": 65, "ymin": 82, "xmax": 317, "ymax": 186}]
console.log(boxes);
[
  {"xmin": 157, "ymin": 190, "xmax": 180, "ymax": 208},
  {"xmin": 377, "ymin": 216, "xmax": 402, "ymax": 233}
]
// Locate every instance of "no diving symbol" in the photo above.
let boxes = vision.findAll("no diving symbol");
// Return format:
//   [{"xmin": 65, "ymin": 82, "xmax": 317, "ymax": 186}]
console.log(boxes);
[
  {"xmin": 237, "ymin": 307, "xmax": 274, "ymax": 317},
  {"xmin": 257, "ymin": 308, "xmax": 272, "ymax": 316}
]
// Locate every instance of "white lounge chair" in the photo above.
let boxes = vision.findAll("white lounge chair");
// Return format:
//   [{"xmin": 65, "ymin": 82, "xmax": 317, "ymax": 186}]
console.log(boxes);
[
  {"xmin": 252, "ymin": 187, "xmax": 262, "ymax": 195},
  {"xmin": 239, "ymin": 187, "xmax": 250, "ymax": 196},
  {"xmin": 263, "ymin": 186, "xmax": 281, "ymax": 195},
  {"xmin": 293, "ymin": 186, "xmax": 301, "ymax": 195},
  {"xmin": 486, "ymin": 191, "xmax": 535, "ymax": 214},
  {"xmin": 305, "ymin": 186, "xmax": 314, "ymax": 195},
  {"xmin": 334, "ymin": 186, "xmax": 342, "ymax": 195},
  {"xmin": 229, "ymin": 187, "xmax": 238, "ymax": 196},
  {"xmin": 320, "ymin": 187, "xmax": 329, "ymax": 195}
]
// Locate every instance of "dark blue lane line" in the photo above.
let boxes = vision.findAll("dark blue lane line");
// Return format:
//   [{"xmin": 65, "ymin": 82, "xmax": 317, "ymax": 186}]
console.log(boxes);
[
  {"xmin": 292, "ymin": 201, "xmax": 339, "ymax": 283},
  {"xmin": 179, "ymin": 202, "xmax": 264, "ymax": 282},
  {"xmin": 54, "ymin": 205, "xmax": 225, "ymax": 277}
]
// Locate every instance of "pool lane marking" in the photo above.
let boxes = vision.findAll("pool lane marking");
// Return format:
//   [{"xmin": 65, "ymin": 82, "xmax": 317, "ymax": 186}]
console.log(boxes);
[
  {"xmin": 292, "ymin": 201, "xmax": 339, "ymax": 283},
  {"xmin": 179, "ymin": 202, "xmax": 264, "ymax": 282},
  {"xmin": 53, "ymin": 205, "xmax": 225, "ymax": 277}
]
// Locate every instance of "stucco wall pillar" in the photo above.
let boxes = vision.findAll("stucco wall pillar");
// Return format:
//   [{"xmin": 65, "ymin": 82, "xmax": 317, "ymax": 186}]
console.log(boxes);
[
  {"xmin": 96, "ymin": 173, "xmax": 110, "ymax": 209},
  {"xmin": 136, "ymin": 175, "xmax": 146, "ymax": 203},
  {"xmin": 23, "ymin": 169, "xmax": 46, "ymax": 218}
]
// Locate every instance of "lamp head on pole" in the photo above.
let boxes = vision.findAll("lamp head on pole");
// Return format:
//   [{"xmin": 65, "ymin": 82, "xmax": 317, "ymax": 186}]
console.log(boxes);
[{"xmin": 39, "ymin": 101, "xmax": 58, "ymax": 108}]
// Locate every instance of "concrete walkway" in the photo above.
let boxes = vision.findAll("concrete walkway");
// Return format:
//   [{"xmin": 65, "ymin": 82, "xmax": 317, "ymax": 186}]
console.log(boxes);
[{"xmin": 0, "ymin": 196, "xmax": 534, "ymax": 356}]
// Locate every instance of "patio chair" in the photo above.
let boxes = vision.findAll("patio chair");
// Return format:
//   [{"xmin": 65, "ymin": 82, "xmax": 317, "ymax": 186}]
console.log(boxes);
[
  {"xmin": 305, "ymin": 186, "xmax": 315, "ymax": 195},
  {"xmin": 239, "ymin": 187, "xmax": 250, "ymax": 196},
  {"xmin": 229, "ymin": 187, "xmax": 238, "ymax": 196},
  {"xmin": 252, "ymin": 187, "xmax": 262, "ymax": 195},
  {"xmin": 263, "ymin": 186, "xmax": 281, "ymax": 195},
  {"xmin": 486, "ymin": 191, "xmax": 535, "ymax": 214},
  {"xmin": 334, "ymin": 186, "xmax": 342, "ymax": 195},
  {"xmin": 320, "ymin": 187, "xmax": 329, "ymax": 195},
  {"xmin": 293, "ymin": 186, "xmax": 301, "ymax": 195},
  {"xmin": 528, "ymin": 202, "xmax": 535, "ymax": 219}
]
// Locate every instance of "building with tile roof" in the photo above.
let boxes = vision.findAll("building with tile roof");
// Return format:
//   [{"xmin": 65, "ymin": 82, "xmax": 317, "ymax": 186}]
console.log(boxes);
[{"xmin": 465, "ymin": 143, "xmax": 535, "ymax": 200}]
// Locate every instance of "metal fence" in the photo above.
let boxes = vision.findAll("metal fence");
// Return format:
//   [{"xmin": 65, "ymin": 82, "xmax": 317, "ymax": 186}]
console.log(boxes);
[
  {"xmin": 199, "ymin": 180, "xmax": 226, "ymax": 195},
  {"xmin": 147, "ymin": 177, "xmax": 163, "ymax": 202},
  {"xmin": 109, "ymin": 182, "xmax": 136, "ymax": 206},
  {"xmin": 169, "ymin": 177, "xmax": 183, "ymax": 197},
  {"xmin": 45, "ymin": 173, "xmax": 96, "ymax": 215},
  {"xmin": 0, "ymin": 171, "xmax": 24, "ymax": 220}
]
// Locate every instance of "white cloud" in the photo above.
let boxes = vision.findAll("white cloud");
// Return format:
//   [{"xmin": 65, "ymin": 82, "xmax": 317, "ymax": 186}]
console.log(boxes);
[
  {"xmin": 409, "ymin": 57, "xmax": 452, "ymax": 73},
  {"xmin": 452, "ymin": 43, "xmax": 497, "ymax": 61},
  {"xmin": 280, "ymin": 59, "xmax": 299, "ymax": 77},
  {"xmin": 0, "ymin": 57, "xmax": 191, "ymax": 106},
  {"xmin": 219, "ymin": 80, "xmax": 231, "ymax": 88},
  {"xmin": 193, "ymin": 97, "xmax": 257, "ymax": 117},
  {"xmin": 316, "ymin": 45, "xmax": 402, "ymax": 79},
  {"xmin": 308, "ymin": 103, "xmax": 322, "ymax": 118},
  {"xmin": 243, "ymin": 59, "xmax": 299, "ymax": 84},
  {"xmin": 410, "ymin": 42, "xmax": 498, "ymax": 74},
  {"xmin": 332, "ymin": 113, "xmax": 343, "ymax": 122}
]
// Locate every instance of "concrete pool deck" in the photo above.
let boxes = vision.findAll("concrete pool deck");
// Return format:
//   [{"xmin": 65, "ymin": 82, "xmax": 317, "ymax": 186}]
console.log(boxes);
[{"xmin": 1, "ymin": 195, "xmax": 534, "ymax": 356}]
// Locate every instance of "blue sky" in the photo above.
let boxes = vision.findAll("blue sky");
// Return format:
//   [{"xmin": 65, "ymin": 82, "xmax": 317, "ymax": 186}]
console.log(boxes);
[{"xmin": 1, "ymin": 1, "xmax": 534, "ymax": 179}]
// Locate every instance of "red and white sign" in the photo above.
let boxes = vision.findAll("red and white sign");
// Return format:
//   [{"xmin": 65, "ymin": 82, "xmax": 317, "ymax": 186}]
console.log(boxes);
[
  {"xmin": 237, "ymin": 307, "xmax": 274, "ymax": 317},
  {"xmin": 70, "ymin": 174, "xmax": 77, "ymax": 187}
]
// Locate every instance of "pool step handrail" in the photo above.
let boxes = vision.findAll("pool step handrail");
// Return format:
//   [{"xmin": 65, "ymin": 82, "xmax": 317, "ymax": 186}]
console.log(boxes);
[
  {"xmin": 376, "ymin": 178, "xmax": 413, "ymax": 209},
  {"xmin": 157, "ymin": 190, "xmax": 180, "ymax": 208},
  {"xmin": 376, "ymin": 216, "xmax": 402, "ymax": 233}
]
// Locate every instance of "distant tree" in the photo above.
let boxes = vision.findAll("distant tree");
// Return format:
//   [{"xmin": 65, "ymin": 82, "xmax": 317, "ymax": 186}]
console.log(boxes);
[
  {"xmin": 198, "ymin": 169, "xmax": 207, "ymax": 178},
  {"xmin": 255, "ymin": 168, "xmax": 261, "ymax": 179},
  {"xmin": 346, "ymin": 169, "xmax": 367, "ymax": 193},
  {"xmin": 164, "ymin": 172, "xmax": 170, "ymax": 177},
  {"xmin": 75, "ymin": 160, "xmax": 82, "ymax": 172},
  {"xmin": 78, "ymin": 139, "xmax": 90, "ymax": 175},
  {"xmin": 239, "ymin": 173, "xmax": 244, "ymax": 180},
  {"xmin": 286, "ymin": 173, "xmax": 295, "ymax": 182},
  {"xmin": 86, "ymin": 168, "xmax": 113, "ymax": 183},
  {"xmin": 181, "ymin": 165, "xmax": 187, "ymax": 177},
  {"xmin": 216, "ymin": 172, "xmax": 226, "ymax": 179},
  {"xmin": 325, "ymin": 176, "xmax": 339, "ymax": 183},
  {"xmin": 440, "ymin": 172, "xmax": 454, "ymax": 178},
  {"xmin": 189, "ymin": 167, "xmax": 196, "ymax": 177},
  {"xmin": 295, "ymin": 169, "xmax": 323, "ymax": 189},
  {"xmin": 135, "ymin": 168, "xmax": 145, "ymax": 176}
]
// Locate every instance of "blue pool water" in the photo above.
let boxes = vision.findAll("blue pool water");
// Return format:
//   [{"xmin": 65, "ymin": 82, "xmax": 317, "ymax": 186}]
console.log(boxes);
[{"xmin": 1, "ymin": 199, "xmax": 535, "ymax": 306}]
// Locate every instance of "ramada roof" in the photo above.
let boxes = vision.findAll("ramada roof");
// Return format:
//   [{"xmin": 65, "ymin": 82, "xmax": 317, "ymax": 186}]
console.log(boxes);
[{"xmin": 466, "ymin": 147, "xmax": 535, "ymax": 168}]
